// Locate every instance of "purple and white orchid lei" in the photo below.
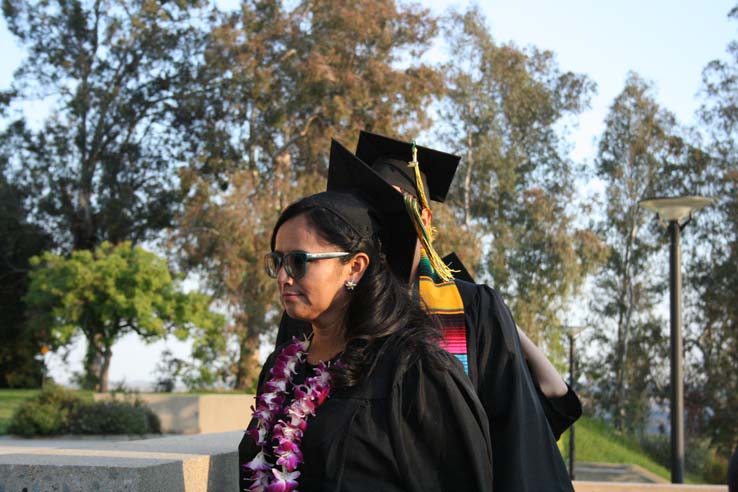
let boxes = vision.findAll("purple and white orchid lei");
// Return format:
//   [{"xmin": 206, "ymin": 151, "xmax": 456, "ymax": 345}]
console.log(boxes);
[{"xmin": 243, "ymin": 336, "xmax": 334, "ymax": 492}]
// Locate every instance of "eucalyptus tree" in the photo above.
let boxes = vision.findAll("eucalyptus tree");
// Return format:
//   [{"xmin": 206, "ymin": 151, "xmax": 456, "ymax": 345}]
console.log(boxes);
[
  {"xmin": 2, "ymin": 0, "xmax": 213, "ymax": 251},
  {"xmin": 439, "ymin": 6, "xmax": 604, "ymax": 354},
  {"xmin": 688, "ymin": 3, "xmax": 738, "ymax": 454},
  {"xmin": 588, "ymin": 73, "xmax": 700, "ymax": 431},
  {"xmin": 1, "ymin": 0, "xmax": 216, "ymax": 384},
  {"xmin": 174, "ymin": 0, "xmax": 445, "ymax": 389}
]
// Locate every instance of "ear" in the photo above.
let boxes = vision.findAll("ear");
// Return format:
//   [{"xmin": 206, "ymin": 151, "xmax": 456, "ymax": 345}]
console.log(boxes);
[
  {"xmin": 421, "ymin": 206, "xmax": 432, "ymax": 228},
  {"xmin": 347, "ymin": 252, "xmax": 370, "ymax": 283}
]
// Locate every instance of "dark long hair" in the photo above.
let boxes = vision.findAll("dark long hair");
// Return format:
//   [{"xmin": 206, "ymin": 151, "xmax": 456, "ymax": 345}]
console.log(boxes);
[{"xmin": 272, "ymin": 195, "xmax": 448, "ymax": 389}]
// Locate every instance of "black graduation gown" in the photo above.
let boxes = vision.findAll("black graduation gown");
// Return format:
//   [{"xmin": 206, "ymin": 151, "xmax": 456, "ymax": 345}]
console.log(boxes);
[
  {"xmin": 274, "ymin": 280, "xmax": 580, "ymax": 492},
  {"xmin": 238, "ymin": 344, "xmax": 494, "ymax": 492},
  {"xmin": 455, "ymin": 280, "xmax": 575, "ymax": 492}
]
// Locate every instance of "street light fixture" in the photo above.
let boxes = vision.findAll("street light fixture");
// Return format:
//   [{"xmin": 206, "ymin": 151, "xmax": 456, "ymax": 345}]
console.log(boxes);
[
  {"xmin": 562, "ymin": 324, "xmax": 587, "ymax": 480},
  {"xmin": 638, "ymin": 195, "xmax": 713, "ymax": 484}
]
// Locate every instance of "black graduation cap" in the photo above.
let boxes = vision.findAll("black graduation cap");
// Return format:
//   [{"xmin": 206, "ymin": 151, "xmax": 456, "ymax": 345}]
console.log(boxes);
[
  {"xmin": 294, "ymin": 192, "xmax": 378, "ymax": 240},
  {"xmin": 326, "ymin": 139, "xmax": 419, "ymax": 282},
  {"xmin": 442, "ymin": 252, "xmax": 475, "ymax": 283},
  {"xmin": 355, "ymin": 131, "xmax": 461, "ymax": 204}
]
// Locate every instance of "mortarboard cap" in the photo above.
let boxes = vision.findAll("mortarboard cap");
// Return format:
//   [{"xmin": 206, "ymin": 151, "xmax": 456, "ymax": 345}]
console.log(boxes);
[
  {"xmin": 355, "ymin": 131, "xmax": 461, "ymax": 204},
  {"xmin": 326, "ymin": 139, "xmax": 418, "ymax": 282}
]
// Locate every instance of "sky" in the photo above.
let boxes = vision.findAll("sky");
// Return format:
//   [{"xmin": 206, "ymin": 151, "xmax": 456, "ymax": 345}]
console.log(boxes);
[{"xmin": 2, "ymin": 0, "xmax": 735, "ymax": 388}]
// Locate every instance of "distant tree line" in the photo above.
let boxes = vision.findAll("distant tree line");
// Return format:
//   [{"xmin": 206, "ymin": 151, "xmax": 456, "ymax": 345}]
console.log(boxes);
[{"xmin": 0, "ymin": 0, "xmax": 735, "ymax": 458}]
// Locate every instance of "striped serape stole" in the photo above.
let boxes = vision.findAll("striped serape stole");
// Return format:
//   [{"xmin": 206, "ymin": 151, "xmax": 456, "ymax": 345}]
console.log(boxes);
[{"xmin": 417, "ymin": 252, "xmax": 469, "ymax": 374}]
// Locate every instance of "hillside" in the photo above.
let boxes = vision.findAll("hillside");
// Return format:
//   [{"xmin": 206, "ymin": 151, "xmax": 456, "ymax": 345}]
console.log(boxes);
[{"xmin": 560, "ymin": 417, "xmax": 703, "ymax": 483}]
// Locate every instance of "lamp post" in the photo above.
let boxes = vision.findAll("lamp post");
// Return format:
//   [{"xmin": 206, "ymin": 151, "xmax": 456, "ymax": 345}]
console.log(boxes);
[
  {"xmin": 638, "ymin": 195, "xmax": 713, "ymax": 484},
  {"xmin": 568, "ymin": 330, "xmax": 575, "ymax": 480},
  {"xmin": 563, "ymin": 325, "xmax": 586, "ymax": 480}
]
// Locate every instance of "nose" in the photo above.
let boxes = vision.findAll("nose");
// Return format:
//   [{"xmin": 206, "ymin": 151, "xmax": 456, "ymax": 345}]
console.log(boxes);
[{"xmin": 276, "ymin": 261, "xmax": 292, "ymax": 286}]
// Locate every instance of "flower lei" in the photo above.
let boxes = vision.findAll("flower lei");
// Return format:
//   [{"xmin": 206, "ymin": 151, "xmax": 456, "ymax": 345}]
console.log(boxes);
[{"xmin": 243, "ymin": 336, "xmax": 334, "ymax": 492}]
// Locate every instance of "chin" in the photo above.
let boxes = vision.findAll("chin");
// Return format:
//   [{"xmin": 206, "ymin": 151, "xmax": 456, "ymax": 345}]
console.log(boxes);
[{"xmin": 283, "ymin": 304, "xmax": 314, "ymax": 323}]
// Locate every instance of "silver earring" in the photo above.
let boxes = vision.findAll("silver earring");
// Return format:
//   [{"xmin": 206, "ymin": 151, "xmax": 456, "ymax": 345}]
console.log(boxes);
[{"xmin": 344, "ymin": 279, "xmax": 357, "ymax": 291}]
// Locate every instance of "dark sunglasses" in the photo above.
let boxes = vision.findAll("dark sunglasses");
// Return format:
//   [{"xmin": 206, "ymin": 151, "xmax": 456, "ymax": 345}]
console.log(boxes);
[{"xmin": 264, "ymin": 251, "xmax": 351, "ymax": 280}]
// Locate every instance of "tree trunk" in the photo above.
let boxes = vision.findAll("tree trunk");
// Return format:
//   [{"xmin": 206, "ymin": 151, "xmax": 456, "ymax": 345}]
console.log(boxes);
[
  {"xmin": 464, "ymin": 116, "xmax": 474, "ymax": 228},
  {"xmin": 83, "ymin": 333, "xmax": 103, "ymax": 391},
  {"xmin": 99, "ymin": 343, "xmax": 112, "ymax": 393},
  {"xmin": 235, "ymin": 328, "xmax": 261, "ymax": 391},
  {"xmin": 613, "ymin": 205, "xmax": 639, "ymax": 431}
]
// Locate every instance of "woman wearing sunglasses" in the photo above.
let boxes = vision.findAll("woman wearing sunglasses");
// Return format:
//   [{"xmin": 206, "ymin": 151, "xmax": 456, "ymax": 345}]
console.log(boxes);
[{"xmin": 238, "ymin": 190, "xmax": 493, "ymax": 492}]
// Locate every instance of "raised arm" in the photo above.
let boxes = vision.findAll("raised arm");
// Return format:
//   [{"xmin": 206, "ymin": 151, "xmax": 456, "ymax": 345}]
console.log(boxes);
[{"xmin": 516, "ymin": 326, "xmax": 568, "ymax": 398}]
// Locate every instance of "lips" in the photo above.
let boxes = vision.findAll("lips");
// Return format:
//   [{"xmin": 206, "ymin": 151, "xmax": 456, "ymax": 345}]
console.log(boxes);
[{"xmin": 281, "ymin": 291, "xmax": 301, "ymax": 301}]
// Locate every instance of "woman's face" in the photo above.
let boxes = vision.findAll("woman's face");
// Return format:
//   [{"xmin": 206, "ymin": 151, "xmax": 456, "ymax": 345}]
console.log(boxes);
[{"xmin": 273, "ymin": 213, "xmax": 355, "ymax": 331}]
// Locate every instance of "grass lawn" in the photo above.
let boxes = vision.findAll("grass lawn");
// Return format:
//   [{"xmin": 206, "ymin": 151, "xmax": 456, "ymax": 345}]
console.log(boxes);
[
  {"xmin": 559, "ymin": 417, "xmax": 702, "ymax": 483},
  {"xmin": 0, "ymin": 388, "xmax": 94, "ymax": 435},
  {"xmin": 0, "ymin": 389, "xmax": 40, "ymax": 434}
]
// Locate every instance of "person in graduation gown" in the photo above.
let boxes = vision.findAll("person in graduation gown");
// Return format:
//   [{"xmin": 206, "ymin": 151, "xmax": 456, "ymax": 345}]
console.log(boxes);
[
  {"xmin": 442, "ymin": 252, "xmax": 581, "ymax": 441},
  {"xmin": 238, "ymin": 189, "xmax": 494, "ymax": 491},
  {"xmin": 276, "ymin": 136, "xmax": 579, "ymax": 491}
]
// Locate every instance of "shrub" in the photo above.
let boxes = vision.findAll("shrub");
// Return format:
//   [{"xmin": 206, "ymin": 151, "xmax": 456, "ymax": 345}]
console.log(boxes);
[
  {"xmin": 8, "ymin": 385, "xmax": 161, "ymax": 436},
  {"xmin": 640, "ymin": 433, "xmax": 729, "ymax": 483},
  {"xmin": 68, "ymin": 400, "xmax": 160, "ymax": 435},
  {"xmin": 69, "ymin": 401, "xmax": 146, "ymax": 434},
  {"xmin": 639, "ymin": 434, "xmax": 670, "ymax": 469},
  {"xmin": 134, "ymin": 399, "xmax": 161, "ymax": 434},
  {"xmin": 8, "ymin": 385, "xmax": 81, "ymax": 436},
  {"xmin": 702, "ymin": 450, "xmax": 729, "ymax": 484}
]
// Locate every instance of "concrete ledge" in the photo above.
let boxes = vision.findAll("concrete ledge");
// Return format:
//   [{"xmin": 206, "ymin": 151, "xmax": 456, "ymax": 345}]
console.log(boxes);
[
  {"xmin": 2, "ymin": 434, "xmax": 727, "ymax": 492},
  {"xmin": 96, "ymin": 393, "xmax": 255, "ymax": 434},
  {"xmin": 0, "ymin": 431, "xmax": 243, "ymax": 492},
  {"xmin": 573, "ymin": 481, "xmax": 728, "ymax": 492}
]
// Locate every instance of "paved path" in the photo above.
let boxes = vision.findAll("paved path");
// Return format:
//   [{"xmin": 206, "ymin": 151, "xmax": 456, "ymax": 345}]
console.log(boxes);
[
  {"xmin": 0, "ymin": 434, "xmax": 164, "ymax": 448},
  {"xmin": 574, "ymin": 461, "xmax": 667, "ymax": 483}
]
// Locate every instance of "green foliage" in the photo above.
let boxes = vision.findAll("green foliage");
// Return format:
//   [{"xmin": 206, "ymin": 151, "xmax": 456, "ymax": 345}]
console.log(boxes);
[
  {"xmin": 7, "ymin": 385, "xmax": 159, "ymax": 436},
  {"xmin": 1, "ymin": 0, "xmax": 217, "ymax": 392},
  {"xmin": 1, "ymin": 0, "xmax": 212, "ymax": 251},
  {"xmin": 140, "ymin": 400, "xmax": 162, "ymax": 434},
  {"xmin": 180, "ymin": 0, "xmax": 443, "ymax": 180},
  {"xmin": 0, "ymin": 389, "xmax": 41, "ymax": 434},
  {"xmin": 560, "ymin": 417, "xmax": 703, "ymax": 483},
  {"xmin": 687, "ymin": 3, "xmax": 738, "ymax": 456},
  {"xmin": 561, "ymin": 418, "xmax": 671, "ymax": 481},
  {"xmin": 153, "ymin": 349, "xmax": 186, "ymax": 392},
  {"xmin": 701, "ymin": 449, "xmax": 729, "ymax": 484},
  {"xmin": 438, "ymin": 6, "xmax": 605, "ymax": 354},
  {"xmin": 173, "ymin": 0, "xmax": 445, "ymax": 389},
  {"xmin": 68, "ymin": 400, "xmax": 160, "ymax": 435},
  {"xmin": 24, "ymin": 241, "xmax": 224, "ymax": 392},
  {"xmin": 586, "ymin": 73, "xmax": 699, "ymax": 432},
  {"xmin": 8, "ymin": 385, "xmax": 82, "ymax": 436},
  {"xmin": 639, "ymin": 434, "xmax": 729, "ymax": 484},
  {"xmin": 0, "ymin": 173, "xmax": 54, "ymax": 388}
]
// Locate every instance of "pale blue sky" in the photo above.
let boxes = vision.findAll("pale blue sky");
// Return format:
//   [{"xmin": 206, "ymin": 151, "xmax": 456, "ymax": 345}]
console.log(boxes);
[{"xmin": 2, "ymin": 1, "xmax": 735, "ymax": 387}]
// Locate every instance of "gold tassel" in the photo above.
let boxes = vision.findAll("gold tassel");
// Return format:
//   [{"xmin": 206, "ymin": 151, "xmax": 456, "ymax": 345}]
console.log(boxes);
[
  {"xmin": 407, "ymin": 141, "xmax": 431, "ymax": 211},
  {"xmin": 403, "ymin": 194, "xmax": 455, "ymax": 282}
]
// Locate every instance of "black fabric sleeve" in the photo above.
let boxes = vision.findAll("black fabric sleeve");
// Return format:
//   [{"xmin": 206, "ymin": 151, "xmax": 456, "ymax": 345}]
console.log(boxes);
[
  {"xmin": 533, "ymin": 379, "xmax": 583, "ymax": 440},
  {"xmin": 388, "ymin": 354, "xmax": 494, "ymax": 492},
  {"xmin": 464, "ymin": 283, "xmax": 574, "ymax": 492}
]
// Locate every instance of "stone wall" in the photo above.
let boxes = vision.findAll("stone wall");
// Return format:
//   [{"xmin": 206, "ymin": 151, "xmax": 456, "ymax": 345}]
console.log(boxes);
[
  {"xmin": 95, "ymin": 393, "xmax": 255, "ymax": 434},
  {"xmin": 0, "ymin": 431, "xmax": 242, "ymax": 492}
]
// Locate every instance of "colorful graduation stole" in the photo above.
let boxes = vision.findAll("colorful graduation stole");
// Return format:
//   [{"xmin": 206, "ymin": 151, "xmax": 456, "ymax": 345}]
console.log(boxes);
[{"xmin": 417, "ymin": 251, "xmax": 469, "ymax": 374}]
